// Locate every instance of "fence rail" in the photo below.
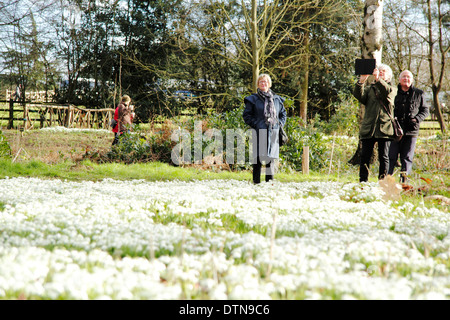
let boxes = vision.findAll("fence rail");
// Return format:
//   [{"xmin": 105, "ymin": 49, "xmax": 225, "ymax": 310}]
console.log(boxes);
[
  {"xmin": 421, "ymin": 118, "xmax": 447, "ymax": 131},
  {"xmin": 1, "ymin": 100, "xmax": 114, "ymax": 130}
]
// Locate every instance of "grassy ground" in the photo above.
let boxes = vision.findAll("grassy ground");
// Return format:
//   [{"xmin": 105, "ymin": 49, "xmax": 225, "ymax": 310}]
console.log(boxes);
[
  {"xmin": 0, "ymin": 128, "xmax": 333, "ymax": 183},
  {"xmin": 3, "ymin": 127, "xmax": 113, "ymax": 163},
  {"xmin": 0, "ymin": 127, "xmax": 448, "ymax": 211},
  {"xmin": 0, "ymin": 127, "xmax": 362, "ymax": 182}
]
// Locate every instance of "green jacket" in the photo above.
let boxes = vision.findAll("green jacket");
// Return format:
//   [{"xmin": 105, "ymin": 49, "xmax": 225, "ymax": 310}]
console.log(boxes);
[{"xmin": 353, "ymin": 80, "xmax": 397, "ymax": 140}]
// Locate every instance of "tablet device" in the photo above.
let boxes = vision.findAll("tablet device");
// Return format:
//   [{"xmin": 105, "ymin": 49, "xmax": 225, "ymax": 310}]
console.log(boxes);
[{"xmin": 355, "ymin": 59, "xmax": 376, "ymax": 75}]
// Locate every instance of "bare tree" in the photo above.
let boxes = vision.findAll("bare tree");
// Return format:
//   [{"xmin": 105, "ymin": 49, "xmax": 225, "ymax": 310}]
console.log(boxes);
[
  {"xmin": 384, "ymin": 0, "xmax": 449, "ymax": 133},
  {"xmin": 383, "ymin": 1, "xmax": 427, "ymax": 80},
  {"xmin": 0, "ymin": 0, "xmax": 60, "ymax": 86},
  {"xmin": 424, "ymin": 0, "xmax": 448, "ymax": 132},
  {"xmin": 193, "ymin": 0, "xmax": 356, "ymax": 120}
]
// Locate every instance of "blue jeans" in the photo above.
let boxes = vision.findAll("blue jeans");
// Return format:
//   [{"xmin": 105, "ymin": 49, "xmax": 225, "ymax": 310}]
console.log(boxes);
[{"xmin": 388, "ymin": 136, "xmax": 418, "ymax": 175}]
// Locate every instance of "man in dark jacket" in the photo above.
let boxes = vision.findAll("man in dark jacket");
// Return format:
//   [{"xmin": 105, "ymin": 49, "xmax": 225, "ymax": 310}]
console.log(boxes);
[{"xmin": 388, "ymin": 70, "xmax": 429, "ymax": 182}]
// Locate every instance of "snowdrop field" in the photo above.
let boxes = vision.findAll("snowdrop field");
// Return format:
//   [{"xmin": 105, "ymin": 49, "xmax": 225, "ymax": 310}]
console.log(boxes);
[{"xmin": 0, "ymin": 177, "xmax": 449, "ymax": 300}]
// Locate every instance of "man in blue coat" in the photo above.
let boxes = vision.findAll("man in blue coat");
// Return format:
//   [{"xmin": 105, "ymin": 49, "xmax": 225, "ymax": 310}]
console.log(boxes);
[{"xmin": 243, "ymin": 74, "xmax": 287, "ymax": 184}]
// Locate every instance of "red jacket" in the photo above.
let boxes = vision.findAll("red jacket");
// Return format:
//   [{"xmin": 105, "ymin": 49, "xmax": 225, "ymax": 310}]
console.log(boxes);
[{"xmin": 112, "ymin": 103, "xmax": 134, "ymax": 134}]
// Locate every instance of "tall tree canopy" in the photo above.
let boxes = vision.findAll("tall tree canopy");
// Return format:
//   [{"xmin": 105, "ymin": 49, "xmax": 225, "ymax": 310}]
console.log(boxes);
[{"xmin": 0, "ymin": 0, "xmax": 447, "ymax": 128}]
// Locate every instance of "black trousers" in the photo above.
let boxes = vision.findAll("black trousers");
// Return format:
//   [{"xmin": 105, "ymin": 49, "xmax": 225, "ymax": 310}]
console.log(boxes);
[
  {"xmin": 112, "ymin": 132, "xmax": 120, "ymax": 146},
  {"xmin": 252, "ymin": 157, "xmax": 274, "ymax": 184},
  {"xmin": 360, "ymin": 137, "xmax": 391, "ymax": 182},
  {"xmin": 388, "ymin": 135, "xmax": 418, "ymax": 176}
]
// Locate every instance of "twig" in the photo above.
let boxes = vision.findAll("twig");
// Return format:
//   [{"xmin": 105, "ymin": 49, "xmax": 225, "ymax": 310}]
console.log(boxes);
[
  {"xmin": 328, "ymin": 133, "xmax": 336, "ymax": 176},
  {"xmin": 267, "ymin": 210, "xmax": 277, "ymax": 276},
  {"xmin": 12, "ymin": 147, "xmax": 28, "ymax": 163}
]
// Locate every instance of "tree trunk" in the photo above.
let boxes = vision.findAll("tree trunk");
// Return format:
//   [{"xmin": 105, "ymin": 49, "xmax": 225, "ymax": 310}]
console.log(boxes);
[
  {"xmin": 299, "ymin": 30, "xmax": 309, "ymax": 122},
  {"xmin": 251, "ymin": 0, "xmax": 259, "ymax": 92},
  {"xmin": 361, "ymin": 0, "xmax": 384, "ymax": 63},
  {"xmin": 349, "ymin": 0, "xmax": 384, "ymax": 166},
  {"xmin": 432, "ymin": 86, "xmax": 446, "ymax": 133},
  {"xmin": 426, "ymin": 0, "xmax": 447, "ymax": 133}
]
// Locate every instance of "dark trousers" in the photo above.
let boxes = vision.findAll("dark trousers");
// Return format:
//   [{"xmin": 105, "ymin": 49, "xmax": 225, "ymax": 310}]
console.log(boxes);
[
  {"xmin": 252, "ymin": 157, "xmax": 274, "ymax": 184},
  {"xmin": 112, "ymin": 132, "xmax": 120, "ymax": 146},
  {"xmin": 388, "ymin": 136, "xmax": 418, "ymax": 176},
  {"xmin": 360, "ymin": 138, "xmax": 391, "ymax": 182}
]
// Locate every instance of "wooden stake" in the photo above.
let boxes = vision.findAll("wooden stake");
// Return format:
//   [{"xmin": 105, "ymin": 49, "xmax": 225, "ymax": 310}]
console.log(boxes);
[{"xmin": 302, "ymin": 146, "xmax": 309, "ymax": 174}]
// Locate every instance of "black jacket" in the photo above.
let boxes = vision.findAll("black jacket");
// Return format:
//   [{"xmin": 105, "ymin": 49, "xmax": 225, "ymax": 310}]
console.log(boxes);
[{"xmin": 394, "ymin": 85, "xmax": 429, "ymax": 136}]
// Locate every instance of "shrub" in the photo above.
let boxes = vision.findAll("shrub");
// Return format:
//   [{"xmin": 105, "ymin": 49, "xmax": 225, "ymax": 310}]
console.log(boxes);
[
  {"xmin": 0, "ymin": 130, "xmax": 11, "ymax": 159},
  {"xmin": 318, "ymin": 93, "xmax": 359, "ymax": 137},
  {"xmin": 281, "ymin": 116, "xmax": 328, "ymax": 171},
  {"xmin": 202, "ymin": 104, "xmax": 329, "ymax": 172},
  {"xmin": 82, "ymin": 123, "xmax": 175, "ymax": 164}
]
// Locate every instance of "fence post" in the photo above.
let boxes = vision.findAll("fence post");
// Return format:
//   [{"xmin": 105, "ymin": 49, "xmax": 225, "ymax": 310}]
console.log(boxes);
[
  {"xmin": 23, "ymin": 105, "xmax": 29, "ymax": 129},
  {"xmin": 302, "ymin": 146, "xmax": 309, "ymax": 174},
  {"xmin": 64, "ymin": 105, "xmax": 71, "ymax": 127},
  {"xmin": 7, "ymin": 99, "xmax": 14, "ymax": 129},
  {"xmin": 87, "ymin": 110, "xmax": 91, "ymax": 128},
  {"xmin": 39, "ymin": 108, "xmax": 45, "ymax": 129}
]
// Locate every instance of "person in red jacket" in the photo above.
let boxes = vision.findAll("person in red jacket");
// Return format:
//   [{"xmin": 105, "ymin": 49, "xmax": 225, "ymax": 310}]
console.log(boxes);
[{"xmin": 112, "ymin": 95, "xmax": 135, "ymax": 145}]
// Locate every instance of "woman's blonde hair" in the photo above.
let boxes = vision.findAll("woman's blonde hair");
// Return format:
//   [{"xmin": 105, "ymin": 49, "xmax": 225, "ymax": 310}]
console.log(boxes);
[
  {"xmin": 121, "ymin": 95, "xmax": 131, "ymax": 104},
  {"xmin": 257, "ymin": 74, "xmax": 272, "ymax": 87}
]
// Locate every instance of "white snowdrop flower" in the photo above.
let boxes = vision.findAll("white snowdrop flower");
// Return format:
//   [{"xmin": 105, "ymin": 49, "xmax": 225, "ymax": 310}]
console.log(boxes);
[
  {"xmin": 269, "ymin": 274, "xmax": 299, "ymax": 292},
  {"xmin": 416, "ymin": 292, "xmax": 447, "ymax": 300},
  {"xmin": 115, "ymin": 288, "xmax": 134, "ymax": 300},
  {"xmin": 94, "ymin": 295, "xmax": 113, "ymax": 300},
  {"xmin": 227, "ymin": 283, "xmax": 271, "ymax": 300},
  {"xmin": 199, "ymin": 278, "xmax": 217, "ymax": 292},
  {"xmin": 45, "ymin": 282, "xmax": 67, "ymax": 300},
  {"xmin": 209, "ymin": 282, "xmax": 228, "ymax": 300},
  {"xmin": 398, "ymin": 202, "xmax": 416, "ymax": 214},
  {"xmin": 305, "ymin": 291, "xmax": 323, "ymax": 300},
  {"xmin": 0, "ymin": 178, "xmax": 449, "ymax": 299},
  {"xmin": 207, "ymin": 218, "xmax": 223, "ymax": 226}
]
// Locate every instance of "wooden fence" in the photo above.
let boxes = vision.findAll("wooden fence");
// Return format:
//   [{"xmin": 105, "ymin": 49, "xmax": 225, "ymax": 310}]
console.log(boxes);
[{"xmin": 1, "ymin": 100, "xmax": 115, "ymax": 130}]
